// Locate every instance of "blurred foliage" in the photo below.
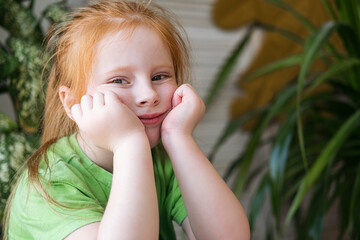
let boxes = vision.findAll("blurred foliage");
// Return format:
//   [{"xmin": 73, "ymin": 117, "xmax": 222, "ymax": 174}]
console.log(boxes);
[
  {"xmin": 208, "ymin": 0, "xmax": 360, "ymax": 239},
  {"xmin": 0, "ymin": 0, "xmax": 69, "ymax": 232},
  {"xmin": 209, "ymin": 0, "xmax": 342, "ymax": 129}
]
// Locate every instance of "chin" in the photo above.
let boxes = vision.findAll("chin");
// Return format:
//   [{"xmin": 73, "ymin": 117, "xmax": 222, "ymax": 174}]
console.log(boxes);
[
  {"xmin": 149, "ymin": 137, "xmax": 160, "ymax": 148},
  {"xmin": 146, "ymin": 128, "xmax": 161, "ymax": 148}
]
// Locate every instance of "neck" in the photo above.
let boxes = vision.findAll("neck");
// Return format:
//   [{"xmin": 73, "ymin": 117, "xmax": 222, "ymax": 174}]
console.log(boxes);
[{"xmin": 76, "ymin": 133, "xmax": 114, "ymax": 173}]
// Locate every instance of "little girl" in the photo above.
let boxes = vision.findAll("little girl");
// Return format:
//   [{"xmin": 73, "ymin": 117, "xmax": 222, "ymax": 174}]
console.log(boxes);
[{"xmin": 4, "ymin": 1, "xmax": 250, "ymax": 239}]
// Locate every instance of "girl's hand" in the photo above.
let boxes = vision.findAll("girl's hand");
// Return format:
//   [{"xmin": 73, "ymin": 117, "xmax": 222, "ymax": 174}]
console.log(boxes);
[
  {"xmin": 71, "ymin": 91, "xmax": 146, "ymax": 152},
  {"xmin": 161, "ymin": 84, "xmax": 205, "ymax": 137}
]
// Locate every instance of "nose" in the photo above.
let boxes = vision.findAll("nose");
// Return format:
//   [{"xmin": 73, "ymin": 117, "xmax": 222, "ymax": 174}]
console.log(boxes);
[{"xmin": 135, "ymin": 84, "xmax": 160, "ymax": 107}]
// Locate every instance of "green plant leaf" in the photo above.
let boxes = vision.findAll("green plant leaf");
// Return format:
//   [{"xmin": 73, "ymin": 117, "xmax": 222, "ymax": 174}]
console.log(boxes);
[
  {"xmin": 336, "ymin": 0, "xmax": 360, "ymax": 40},
  {"xmin": 285, "ymin": 109, "xmax": 360, "ymax": 226},
  {"xmin": 269, "ymin": 92, "xmax": 326, "ymax": 220},
  {"xmin": 242, "ymin": 54, "xmax": 303, "ymax": 82},
  {"xmin": 224, "ymin": 144, "xmax": 267, "ymax": 184},
  {"xmin": 336, "ymin": 23, "xmax": 360, "ymax": 90},
  {"xmin": 308, "ymin": 58, "xmax": 360, "ymax": 93},
  {"xmin": 234, "ymin": 83, "xmax": 299, "ymax": 197},
  {"xmin": 208, "ymin": 107, "xmax": 265, "ymax": 162},
  {"xmin": 7, "ymin": 37, "xmax": 46, "ymax": 132},
  {"xmin": 265, "ymin": 0, "xmax": 340, "ymax": 60},
  {"xmin": 328, "ymin": 81, "xmax": 360, "ymax": 107},
  {"xmin": 321, "ymin": 0, "xmax": 338, "ymax": 21},
  {"xmin": 42, "ymin": 1, "xmax": 69, "ymax": 24},
  {"xmin": 248, "ymin": 174, "xmax": 271, "ymax": 232},
  {"xmin": 300, "ymin": 186, "xmax": 326, "ymax": 239},
  {"xmin": 205, "ymin": 25, "xmax": 254, "ymax": 106},
  {"xmin": 264, "ymin": 0, "xmax": 316, "ymax": 32},
  {"xmin": 337, "ymin": 166, "xmax": 357, "ymax": 239},
  {"xmin": 336, "ymin": 23, "xmax": 360, "ymax": 58},
  {"xmin": 269, "ymin": 111, "xmax": 296, "ymax": 219},
  {"xmin": 254, "ymin": 22, "xmax": 304, "ymax": 45},
  {"xmin": 0, "ymin": 45, "xmax": 18, "ymax": 80},
  {"xmin": 296, "ymin": 21, "xmax": 338, "ymax": 171},
  {"xmin": 0, "ymin": 112, "xmax": 17, "ymax": 133},
  {"xmin": 209, "ymin": 0, "xmax": 360, "ymax": 237},
  {"xmin": 349, "ymin": 164, "xmax": 360, "ymax": 234},
  {"xmin": 0, "ymin": 0, "xmax": 43, "ymax": 43},
  {"xmin": 303, "ymin": 157, "xmax": 335, "ymax": 239},
  {"xmin": 223, "ymin": 156, "xmax": 243, "ymax": 183}
]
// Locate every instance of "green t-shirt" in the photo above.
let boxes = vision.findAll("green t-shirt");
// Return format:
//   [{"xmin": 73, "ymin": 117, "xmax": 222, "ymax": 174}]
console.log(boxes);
[{"xmin": 8, "ymin": 134, "xmax": 187, "ymax": 240}]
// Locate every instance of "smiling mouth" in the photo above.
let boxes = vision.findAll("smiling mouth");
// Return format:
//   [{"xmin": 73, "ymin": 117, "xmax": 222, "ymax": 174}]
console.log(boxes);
[{"xmin": 138, "ymin": 112, "xmax": 166, "ymax": 125}]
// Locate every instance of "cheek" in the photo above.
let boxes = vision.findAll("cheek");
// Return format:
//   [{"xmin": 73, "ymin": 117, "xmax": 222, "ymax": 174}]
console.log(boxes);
[
  {"xmin": 87, "ymin": 85, "xmax": 134, "ymax": 108},
  {"xmin": 112, "ymin": 90, "xmax": 133, "ymax": 107},
  {"xmin": 85, "ymin": 82, "xmax": 97, "ymax": 96},
  {"xmin": 161, "ymin": 83, "xmax": 177, "ymax": 106}
]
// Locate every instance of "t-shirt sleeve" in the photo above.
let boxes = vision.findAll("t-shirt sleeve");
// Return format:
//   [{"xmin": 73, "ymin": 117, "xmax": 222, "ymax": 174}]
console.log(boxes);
[{"xmin": 9, "ymin": 172, "xmax": 104, "ymax": 240}]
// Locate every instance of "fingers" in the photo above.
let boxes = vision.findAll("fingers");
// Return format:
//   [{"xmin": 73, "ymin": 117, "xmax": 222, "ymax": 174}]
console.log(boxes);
[
  {"xmin": 71, "ymin": 93, "xmax": 103, "ymax": 122},
  {"xmin": 80, "ymin": 94, "xmax": 93, "ymax": 111},
  {"xmin": 71, "ymin": 91, "xmax": 120, "ymax": 118},
  {"xmin": 71, "ymin": 103, "xmax": 82, "ymax": 122},
  {"xmin": 172, "ymin": 87, "xmax": 183, "ymax": 108},
  {"xmin": 172, "ymin": 84, "xmax": 195, "ymax": 108},
  {"xmin": 71, "ymin": 94, "xmax": 92, "ymax": 123},
  {"xmin": 172, "ymin": 84, "xmax": 205, "ymax": 115},
  {"xmin": 93, "ymin": 92, "xmax": 105, "ymax": 109}
]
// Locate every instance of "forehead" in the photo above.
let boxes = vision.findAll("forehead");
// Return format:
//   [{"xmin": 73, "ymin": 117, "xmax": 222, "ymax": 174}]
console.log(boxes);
[{"xmin": 92, "ymin": 26, "xmax": 173, "ymax": 70}]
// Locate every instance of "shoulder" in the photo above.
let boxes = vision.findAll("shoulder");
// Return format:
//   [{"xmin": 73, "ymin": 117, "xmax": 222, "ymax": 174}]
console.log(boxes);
[
  {"xmin": 39, "ymin": 134, "xmax": 112, "ymax": 198},
  {"xmin": 8, "ymin": 134, "xmax": 110, "ymax": 240},
  {"xmin": 45, "ymin": 133, "xmax": 84, "ymax": 165},
  {"xmin": 9, "ymin": 161, "xmax": 106, "ymax": 239},
  {"xmin": 41, "ymin": 134, "xmax": 104, "ymax": 183},
  {"xmin": 9, "ymin": 171, "xmax": 103, "ymax": 240}
]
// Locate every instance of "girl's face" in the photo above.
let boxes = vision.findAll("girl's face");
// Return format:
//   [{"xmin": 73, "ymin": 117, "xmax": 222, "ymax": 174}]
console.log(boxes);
[{"xmin": 86, "ymin": 26, "xmax": 178, "ymax": 147}]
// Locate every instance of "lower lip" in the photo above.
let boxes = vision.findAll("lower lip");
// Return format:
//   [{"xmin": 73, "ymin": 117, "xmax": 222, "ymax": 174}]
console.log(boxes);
[{"xmin": 139, "ymin": 113, "xmax": 165, "ymax": 125}]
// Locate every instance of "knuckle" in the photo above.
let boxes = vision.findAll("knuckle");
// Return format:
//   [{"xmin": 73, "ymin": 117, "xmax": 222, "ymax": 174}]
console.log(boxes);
[
  {"xmin": 71, "ymin": 104, "xmax": 79, "ymax": 111},
  {"xmin": 81, "ymin": 94, "xmax": 91, "ymax": 104}
]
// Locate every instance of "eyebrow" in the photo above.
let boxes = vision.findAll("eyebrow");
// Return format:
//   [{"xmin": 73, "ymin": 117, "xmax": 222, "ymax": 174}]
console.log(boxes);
[
  {"xmin": 103, "ymin": 66, "xmax": 134, "ymax": 75},
  {"xmin": 103, "ymin": 65, "xmax": 174, "ymax": 75}
]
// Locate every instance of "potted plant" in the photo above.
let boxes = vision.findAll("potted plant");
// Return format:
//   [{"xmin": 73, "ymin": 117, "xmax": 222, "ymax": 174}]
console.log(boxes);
[
  {"xmin": 207, "ymin": 0, "xmax": 360, "ymax": 238},
  {"xmin": 0, "ymin": 0, "xmax": 68, "ymax": 236}
]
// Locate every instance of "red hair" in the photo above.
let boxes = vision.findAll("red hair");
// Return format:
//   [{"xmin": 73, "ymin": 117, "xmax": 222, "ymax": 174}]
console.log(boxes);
[
  {"xmin": 30, "ymin": 0, "xmax": 191, "ymax": 188},
  {"xmin": 3, "ymin": 3, "xmax": 191, "ymax": 238},
  {"xmin": 42, "ymin": 0, "xmax": 191, "ymax": 144}
]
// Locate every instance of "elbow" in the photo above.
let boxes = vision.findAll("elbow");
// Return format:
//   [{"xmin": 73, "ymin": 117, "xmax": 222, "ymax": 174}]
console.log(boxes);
[
  {"xmin": 223, "ymin": 223, "xmax": 250, "ymax": 240},
  {"xmin": 201, "ymin": 218, "xmax": 250, "ymax": 240},
  {"xmin": 219, "ymin": 215, "xmax": 251, "ymax": 240}
]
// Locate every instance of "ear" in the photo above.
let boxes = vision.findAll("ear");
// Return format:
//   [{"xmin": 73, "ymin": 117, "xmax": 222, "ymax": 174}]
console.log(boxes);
[{"xmin": 59, "ymin": 86, "xmax": 76, "ymax": 120}]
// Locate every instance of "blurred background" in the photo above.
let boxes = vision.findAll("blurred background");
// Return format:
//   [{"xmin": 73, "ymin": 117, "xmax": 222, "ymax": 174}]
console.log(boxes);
[{"xmin": 1, "ymin": 0, "xmax": 359, "ymax": 239}]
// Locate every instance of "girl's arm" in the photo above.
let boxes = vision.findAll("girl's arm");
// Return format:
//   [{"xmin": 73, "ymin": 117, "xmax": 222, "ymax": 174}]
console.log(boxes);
[
  {"xmin": 97, "ymin": 133, "xmax": 158, "ymax": 240},
  {"xmin": 65, "ymin": 91, "xmax": 159, "ymax": 240},
  {"xmin": 161, "ymin": 84, "xmax": 250, "ymax": 240}
]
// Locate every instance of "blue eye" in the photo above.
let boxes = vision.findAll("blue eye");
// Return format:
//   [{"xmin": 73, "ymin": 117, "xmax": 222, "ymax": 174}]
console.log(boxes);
[
  {"xmin": 152, "ymin": 74, "xmax": 167, "ymax": 81},
  {"xmin": 110, "ymin": 78, "xmax": 129, "ymax": 84}
]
